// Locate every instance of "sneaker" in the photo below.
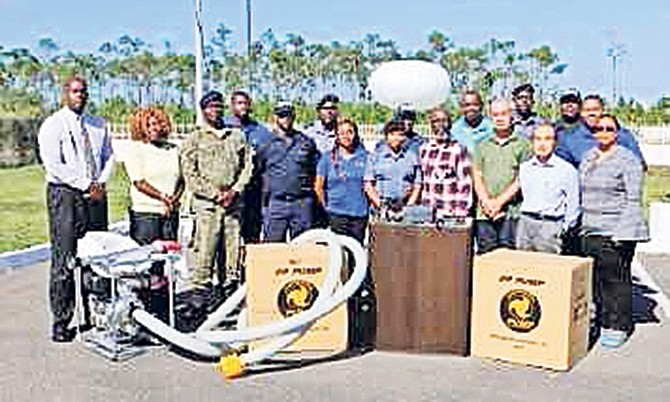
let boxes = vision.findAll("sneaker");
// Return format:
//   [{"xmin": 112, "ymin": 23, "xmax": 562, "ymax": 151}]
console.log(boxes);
[{"xmin": 600, "ymin": 328, "xmax": 628, "ymax": 348}]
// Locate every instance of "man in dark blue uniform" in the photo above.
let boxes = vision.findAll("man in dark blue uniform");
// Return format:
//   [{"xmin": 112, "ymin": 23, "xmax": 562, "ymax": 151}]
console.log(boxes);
[
  {"xmin": 304, "ymin": 94, "xmax": 340, "ymax": 228},
  {"xmin": 554, "ymin": 89, "xmax": 583, "ymax": 139},
  {"xmin": 303, "ymin": 94, "xmax": 340, "ymax": 156},
  {"xmin": 511, "ymin": 83, "xmax": 544, "ymax": 140},
  {"xmin": 396, "ymin": 105, "xmax": 425, "ymax": 154},
  {"xmin": 555, "ymin": 93, "xmax": 645, "ymax": 169},
  {"xmin": 224, "ymin": 90, "xmax": 272, "ymax": 244},
  {"xmin": 258, "ymin": 102, "xmax": 319, "ymax": 242},
  {"xmin": 374, "ymin": 105, "xmax": 425, "ymax": 154}
]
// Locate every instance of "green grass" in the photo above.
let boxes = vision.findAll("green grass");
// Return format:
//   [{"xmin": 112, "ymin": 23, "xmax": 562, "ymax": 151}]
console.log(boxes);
[
  {"xmin": 0, "ymin": 164, "xmax": 130, "ymax": 252},
  {"xmin": 0, "ymin": 164, "xmax": 668, "ymax": 253},
  {"xmin": 644, "ymin": 166, "xmax": 670, "ymax": 215}
]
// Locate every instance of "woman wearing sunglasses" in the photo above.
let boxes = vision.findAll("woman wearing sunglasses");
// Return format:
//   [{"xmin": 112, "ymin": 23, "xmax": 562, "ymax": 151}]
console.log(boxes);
[{"xmin": 579, "ymin": 114, "xmax": 649, "ymax": 349}]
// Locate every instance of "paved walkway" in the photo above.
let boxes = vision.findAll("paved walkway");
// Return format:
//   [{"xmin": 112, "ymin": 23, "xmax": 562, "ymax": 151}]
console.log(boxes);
[{"xmin": 1, "ymin": 254, "xmax": 669, "ymax": 402}]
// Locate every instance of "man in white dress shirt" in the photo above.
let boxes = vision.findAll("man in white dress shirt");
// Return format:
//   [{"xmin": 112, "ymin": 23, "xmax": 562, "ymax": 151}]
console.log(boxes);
[{"xmin": 38, "ymin": 76, "xmax": 115, "ymax": 342}]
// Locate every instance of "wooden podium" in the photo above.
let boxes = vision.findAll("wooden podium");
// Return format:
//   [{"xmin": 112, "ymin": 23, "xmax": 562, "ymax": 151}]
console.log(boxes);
[{"xmin": 369, "ymin": 221, "xmax": 473, "ymax": 355}]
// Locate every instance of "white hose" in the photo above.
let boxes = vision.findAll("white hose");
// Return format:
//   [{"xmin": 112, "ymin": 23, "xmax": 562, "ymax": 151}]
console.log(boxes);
[
  {"xmin": 196, "ymin": 284, "xmax": 248, "ymax": 333},
  {"xmin": 239, "ymin": 229, "xmax": 351, "ymax": 364},
  {"xmin": 200, "ymin": 229, "xmax": 347, "ymax": 363},
  {"xmin": 195, "ymin": 230, "xmax": 349, "ymax": 344},
  {"xmin": 196, "ymin": 229, "xmax": 342, "ymax": 335},
  {"xmin": 134, "ymin": 229, "xmax": 367, "ymax": 367},
  {"xmin": 197, "ymin": 235, "xmax": 366, "ymax": 345},
  {"xmin": 132, "ymin": 309, "xmax": 222, "ymax": 358}
]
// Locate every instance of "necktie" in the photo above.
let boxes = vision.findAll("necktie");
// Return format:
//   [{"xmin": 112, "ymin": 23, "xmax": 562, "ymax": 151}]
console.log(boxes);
[{"xmin": 80, "ymin": 117, "xmax": 98, "ymax": 180}]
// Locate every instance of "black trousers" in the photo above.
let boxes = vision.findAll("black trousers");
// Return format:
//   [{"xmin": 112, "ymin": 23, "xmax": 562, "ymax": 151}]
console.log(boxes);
[
  {"xmin": 475, "ymin": 217, "xmax": 517, "ymax": 255},
  {"xmin": 561, "ymin": 216, "xmax": 583, "ymax": 256},
  {"xmin": 129, "ymin": 209, "xmax": 179, "ymax": 246},
  {"xmin": 581, "ymin": 234, "xmax": 636, "ymax": 332},
  {"xmin": 240, "ymin": 178, "xmax": 263, "ymax": 244},
  {"xmin": 328, "ymin": 214, "xmax": 368, "ymax": 244},
  {"xmin": 46, "ymin": 183, "xmax": 107, "ymax": 332},
  {"xmin": 328, "ymin": 213, "xmax": 375, "ymax": 350},
  {"xmin": 312, "ymin": 202, "xmax": 330, "ymax": 229}
]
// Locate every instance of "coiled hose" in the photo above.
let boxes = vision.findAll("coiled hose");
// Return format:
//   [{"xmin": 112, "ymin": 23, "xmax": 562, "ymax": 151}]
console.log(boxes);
[{"xmin": 132, "ymin": 229, "xmax": 368, "ymax": 371}]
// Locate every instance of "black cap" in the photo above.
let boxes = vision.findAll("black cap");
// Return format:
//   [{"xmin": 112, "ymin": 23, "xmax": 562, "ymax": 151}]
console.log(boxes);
[
  {"xmin": 395, "ymin": 104, "xmax": 416, "ymax": 121},
  {"xmin": 317, "ymin": 94, "xmax": 340, "ymax": 109},
  {"xmin": 199, "ymin": 90, "xmax": 224, "ymax": 109},
  {"xmin": 559, "ymin": 89, "xmax": 582, "ymax": 104},
  {"xmin": 274, "ymin": 101, "xmax": 295, "ymax": 117},
  {"xmin": 384, "ymin": 117, "xmax": 406, "ymax": 134},
  {"xmin": 512, "ymin": 83, "xmax": 535, "ymax": 97}
]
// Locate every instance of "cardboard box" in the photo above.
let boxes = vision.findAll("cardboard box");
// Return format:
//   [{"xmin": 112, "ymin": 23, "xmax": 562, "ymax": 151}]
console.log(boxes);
[
  {"xmin": 245, "ymin": 243, "xmax": 348, "ymax": 355},
  {"xmin": 471, "ymin": 249, "xmax": 592, "ymax": 371}
]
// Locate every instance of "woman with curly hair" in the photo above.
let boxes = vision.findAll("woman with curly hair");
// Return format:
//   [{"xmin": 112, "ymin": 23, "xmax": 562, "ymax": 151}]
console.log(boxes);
[{"xmin": 124, "ymin": 107, "xmax": 184, "ymax": 245}]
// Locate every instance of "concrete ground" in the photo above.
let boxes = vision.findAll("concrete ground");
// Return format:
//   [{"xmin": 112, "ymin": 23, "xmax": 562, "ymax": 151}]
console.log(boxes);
[{"xmin": 1, "ymin": 254, "xmax": 669, "ymax": 402}]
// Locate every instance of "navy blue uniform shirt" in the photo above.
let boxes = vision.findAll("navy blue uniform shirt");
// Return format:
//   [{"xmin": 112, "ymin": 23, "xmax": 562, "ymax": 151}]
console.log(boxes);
[
  {"xmin": 555, "ymin": 122, "xmax": 646, "ymax": 169},
  {"xmin": 258, "ymin": 130, "xmax": 319, "ymax": 199},
  {"xmin": 224, "ymin": 115, "xmax": 272, "ymax": 149}
]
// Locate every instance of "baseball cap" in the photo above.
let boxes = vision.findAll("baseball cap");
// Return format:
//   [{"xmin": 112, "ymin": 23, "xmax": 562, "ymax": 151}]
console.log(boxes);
[
  {"xmin": 559, "ymin": 89, "xmax": 582, "ymax": 104},
  {"xmin": 274, "ymin": 101, "xmax": 295, "ymax": 117}
]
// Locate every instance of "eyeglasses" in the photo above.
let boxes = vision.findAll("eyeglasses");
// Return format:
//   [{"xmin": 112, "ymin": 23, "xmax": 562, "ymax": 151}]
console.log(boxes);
[{"xmin": 594, "ymin": 125, "xmax": 617, "ymax": 133}]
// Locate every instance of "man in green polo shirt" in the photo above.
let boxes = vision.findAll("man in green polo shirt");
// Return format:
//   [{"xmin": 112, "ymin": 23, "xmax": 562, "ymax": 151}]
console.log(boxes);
[{"xmin": 472, "ymin": 99, "xmax": 531, "ymax": 254}]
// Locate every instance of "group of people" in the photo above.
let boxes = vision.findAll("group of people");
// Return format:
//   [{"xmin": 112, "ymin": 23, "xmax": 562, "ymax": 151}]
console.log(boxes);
[{"xmin": 39, "ymin": 75, "xmax": 648, "ymax": 351}]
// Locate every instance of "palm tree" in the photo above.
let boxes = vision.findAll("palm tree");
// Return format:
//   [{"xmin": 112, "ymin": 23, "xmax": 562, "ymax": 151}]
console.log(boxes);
[
  {"xmin": 427, "ymin": 30, "xmax": 453, "ymax": 62},
  {"xmin": 0, "ymin": 45, "xmax": 7, "ymax": 87},
  {"xmin": 526, "ymin": 45, "xmax": 565, "ymax": 102}
]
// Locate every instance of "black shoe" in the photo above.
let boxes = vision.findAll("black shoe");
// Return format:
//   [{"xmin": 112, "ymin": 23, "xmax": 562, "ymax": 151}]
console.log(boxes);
[
  {"xmin": 208, "ymin": 280, "xmax": 240, "ymax": 312},
  {"xmin": 51, "ymin": 327, "xmax": 76, "ymax": 343},
  {"xmin": 77, "ymin": 322, "xmax": 94, "ymax": 334}
]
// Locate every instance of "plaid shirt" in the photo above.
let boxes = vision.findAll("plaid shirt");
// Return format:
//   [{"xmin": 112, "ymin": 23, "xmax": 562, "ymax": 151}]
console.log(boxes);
[{"xmin": 419, "ymin": 138, "xmax": 473, "ymax": 218}]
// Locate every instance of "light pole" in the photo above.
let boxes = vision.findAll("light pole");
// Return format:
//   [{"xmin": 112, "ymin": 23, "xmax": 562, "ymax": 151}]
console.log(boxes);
[
  {"xmin": 606, "ymin": 44, "xmax": 626, "ymax": 105},
  {"xmin": 194, "ymin": 0, "xmax": 205, "ymax": 124},
  {"xmin": 246, "ymin": 0, "xmax": 253, "ymax": 96}
]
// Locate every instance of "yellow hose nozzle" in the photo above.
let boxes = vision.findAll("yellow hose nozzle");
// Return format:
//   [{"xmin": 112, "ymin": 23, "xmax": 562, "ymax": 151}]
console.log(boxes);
[{"xmin": 216, "ymin": 353, "xmax": 244, "ymax": 380}]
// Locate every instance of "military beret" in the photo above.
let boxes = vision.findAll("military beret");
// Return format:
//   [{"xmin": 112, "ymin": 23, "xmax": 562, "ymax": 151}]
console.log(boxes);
[
  {"xmin": 395, "ymin": 104, "xmax": 416, "ymax": 122},
  {"xmin": 512, "ymin": 83, "xmax": 535, "ymax": 97},
  {"xmin": 199, "ymin": 90, "xmax": 224, "ymax": 109}
]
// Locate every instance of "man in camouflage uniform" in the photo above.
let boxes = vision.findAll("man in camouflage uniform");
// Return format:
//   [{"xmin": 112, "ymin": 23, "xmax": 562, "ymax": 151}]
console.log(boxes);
[{"xmin": 180, "ymin": 91, "xmax": 252, "ymax": 293}]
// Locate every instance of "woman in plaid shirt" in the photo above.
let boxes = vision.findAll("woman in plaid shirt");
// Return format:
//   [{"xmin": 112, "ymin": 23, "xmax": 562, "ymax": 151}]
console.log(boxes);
[
  {"xmin": 579, "ymin": 114, "xmax": 649, "ymax": 349},
  {"xmin": 419, "ymin": 107, "xmax": 473, "ymax": 220}
]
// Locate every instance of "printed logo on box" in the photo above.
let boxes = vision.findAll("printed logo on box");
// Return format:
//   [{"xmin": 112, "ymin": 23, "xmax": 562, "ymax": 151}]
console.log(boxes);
[
  {"xmin": 277, "ymin": 279, "xmax": 319, "ymax": 318},
  {"xmin": 500, "ymin": 289, "xmax": 542, "ymax": 333}
]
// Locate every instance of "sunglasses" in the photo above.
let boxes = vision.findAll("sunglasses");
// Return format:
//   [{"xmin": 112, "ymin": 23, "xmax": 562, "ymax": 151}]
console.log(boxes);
[
  {"xmin": 276, "ymin": 111, "xmax": 294, "ymax": 118},
  {"xmin": 594, "ymin": 125, "xmax": 617, "ymax": 133}
]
